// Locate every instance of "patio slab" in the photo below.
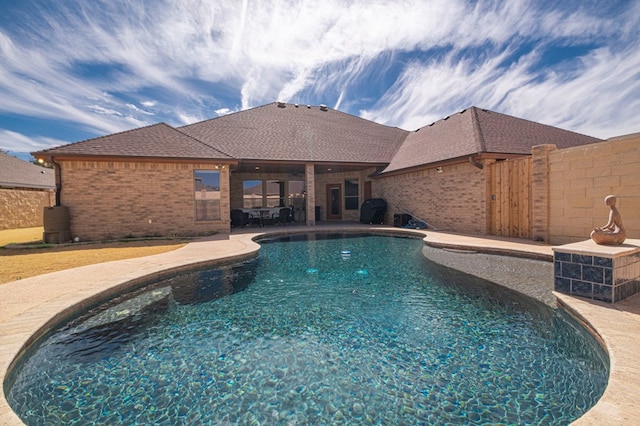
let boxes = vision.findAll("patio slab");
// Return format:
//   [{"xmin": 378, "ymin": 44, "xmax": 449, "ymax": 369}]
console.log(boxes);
[{"xmin": 1, "ymin": 225, "xmax": 639, "ymax": 425}]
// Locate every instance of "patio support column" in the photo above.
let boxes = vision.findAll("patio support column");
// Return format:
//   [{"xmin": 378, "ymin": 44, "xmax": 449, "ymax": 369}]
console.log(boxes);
[{"xmin": 305, "ymin": 163, "xmax": 316, "ymax": 225}]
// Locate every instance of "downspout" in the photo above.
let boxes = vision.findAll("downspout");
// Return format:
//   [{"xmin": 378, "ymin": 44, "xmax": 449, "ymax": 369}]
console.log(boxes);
[
  {"xmin": 469, "ymin": 155, "xmax": 484, "ymax": 169},
  {"xmin": 50, "ymin": 156, "xmax": 62, "ymax": 206}
]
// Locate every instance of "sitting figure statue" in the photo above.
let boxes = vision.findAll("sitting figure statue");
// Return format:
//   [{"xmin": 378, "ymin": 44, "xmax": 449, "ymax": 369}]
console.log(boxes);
[{"xmin": 590, "ymin": 195, "xmax": 626, "ymax": 245}]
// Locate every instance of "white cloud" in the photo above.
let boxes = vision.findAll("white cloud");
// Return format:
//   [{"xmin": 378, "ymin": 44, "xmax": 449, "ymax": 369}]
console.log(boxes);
[
  {"xmin": 175, "ymin": 111, "xmax": 205, "ymax": 126},
  {"xmin": 0, "ymin": 130, "xmax": 69, "ymax": 152},
  {"xmin": 361, "ymin": 47, "xmax": 535, "ymax": 130},
  {"xmin": 0, "ymin": 0, "xmax": 638, "ymax": 147},
  {"xmin": 126, "ymin": 103, "xmax": 155, "ymax": 115},
  {"xmin": 359, "ymin": 2, "xmax": 640, "ymax": 137},
  {"xmin": 214, "ymin": 108, "xmax": 234, "ymax": 116},
  {"xmin": 501, "ymin": 45, "xmax": 640, "ymax": 138}
]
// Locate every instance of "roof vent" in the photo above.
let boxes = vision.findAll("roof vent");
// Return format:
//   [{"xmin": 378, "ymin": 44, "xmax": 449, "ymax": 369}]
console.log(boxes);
[
  {"xmin": 306, "ymin": 105, "xmax": 311, "ymax": 108},
  {"xmin": 294, "ymin": 104, "xmax": 299, "ymax": 108},
  {"xmin": 319, "ymin": 104, "xmax": 328, "ymax": 111},
  {"xmin": 277, "ymin": 101, "xmax": 286, "ymax": 108}
]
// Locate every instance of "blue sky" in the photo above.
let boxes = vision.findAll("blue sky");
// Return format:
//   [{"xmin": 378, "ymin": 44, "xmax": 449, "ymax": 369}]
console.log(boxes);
[{"xmin": 1, "ymin": 0, "xmax": 639, "ymax": 160}]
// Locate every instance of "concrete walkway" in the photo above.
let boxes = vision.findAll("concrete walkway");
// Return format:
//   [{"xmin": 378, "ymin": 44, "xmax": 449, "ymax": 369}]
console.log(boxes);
[{"xmin": 1, "ymin": 224, "xmax": 639, "ymax": 425}]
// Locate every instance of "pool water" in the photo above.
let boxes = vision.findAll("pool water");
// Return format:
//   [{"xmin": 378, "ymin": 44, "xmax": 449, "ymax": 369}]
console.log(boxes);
[{"xmin": 7, "ymin": 233, "xmax": 608, "ymax": 425}]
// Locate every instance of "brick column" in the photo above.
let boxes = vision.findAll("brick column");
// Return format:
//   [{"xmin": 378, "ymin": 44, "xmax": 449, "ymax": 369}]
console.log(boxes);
[
  {"xmin": 531, "ymin": 144, "xmax": 557, "ymax": 242},
  {"xmin": 305, "ymin": 163, "xmax": 316, "ymax": 225}
]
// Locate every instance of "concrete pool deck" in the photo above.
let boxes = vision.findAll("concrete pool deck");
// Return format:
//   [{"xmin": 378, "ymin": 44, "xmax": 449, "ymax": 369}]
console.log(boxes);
[{"xmin": 1, "ymin": 224, "xmax": 639, "ymax": 425}]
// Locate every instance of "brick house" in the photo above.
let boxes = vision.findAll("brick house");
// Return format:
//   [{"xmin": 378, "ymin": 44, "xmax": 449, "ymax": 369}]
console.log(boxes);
[
  {"xmin": 33, "ymin": 103, "xmax": 602, "ymax": 241},
  {"xmin": 0, "ymin": 152, "xmax": 55, "ymax": 230}
]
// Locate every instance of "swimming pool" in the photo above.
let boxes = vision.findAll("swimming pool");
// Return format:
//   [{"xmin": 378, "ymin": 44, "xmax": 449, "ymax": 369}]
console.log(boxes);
[{"xmin": 7, "ymin": 233, "xmax": 608, "ymax": 424}]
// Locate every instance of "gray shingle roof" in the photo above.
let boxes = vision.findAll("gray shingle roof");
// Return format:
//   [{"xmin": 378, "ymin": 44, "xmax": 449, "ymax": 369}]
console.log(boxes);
[
  {"xmin": 34, "ymin": 123, "xmax": 232, "ymax": 160},
  {"xmin": 179, "ymin": 103, "xmax": 408, "ymax": 163},
  {"xmin": 0, "ymin": 152, "xmax": 55, "ymax": 189},
  {"xmin": 382, "ymin": 107, "xmax": 602, "ymax": 174},
  {"xmin": 32, "ymin": 104, "xmax": 603, "ymax": 175}
]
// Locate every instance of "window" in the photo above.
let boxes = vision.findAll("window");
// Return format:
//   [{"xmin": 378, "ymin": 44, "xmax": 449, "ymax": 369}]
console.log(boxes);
[
  {"xmin": 243, "ymin": 179, "xmax": 305, "ymax": 209},
  {"xmin": 194, "ymin": 170, "xmax": 220, "ymax": 221},
  {"xmin": 243, "ymin": 180, "xmax": 262, "ymax": 208},
  {"xmin": 266, "ymin": 180, "xmax": 285, "ymax": 207},
  {"xmin": 344, "ymin": 179, "xmax": 359, "ymax": 210}
]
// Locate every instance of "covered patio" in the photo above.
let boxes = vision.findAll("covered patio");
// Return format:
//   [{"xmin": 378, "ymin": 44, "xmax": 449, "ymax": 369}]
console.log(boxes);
[{"xmin": 228, "ymin": 160, "xmax": 381, "ymax": 226}]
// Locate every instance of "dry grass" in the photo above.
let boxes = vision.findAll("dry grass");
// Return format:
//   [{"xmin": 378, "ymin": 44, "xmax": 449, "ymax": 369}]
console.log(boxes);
[
  {"xmin": 0, "ymin": 227, "xmax": 188, "ymax": 284},
  {"xmin": 0, "ymin": 227, "xmax": 43, "ymax": 246}
]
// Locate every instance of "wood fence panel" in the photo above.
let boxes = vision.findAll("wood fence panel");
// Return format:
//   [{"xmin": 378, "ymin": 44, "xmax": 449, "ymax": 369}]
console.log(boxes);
[{"xmin": 489, "ymin": 157, "xmax": 532, "ymax": 239}]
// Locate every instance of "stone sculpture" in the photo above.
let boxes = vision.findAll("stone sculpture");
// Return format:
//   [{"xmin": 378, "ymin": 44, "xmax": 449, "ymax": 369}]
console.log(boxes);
[{"xmin": 590, "ymin": 195, "xmax": 626, "ymax": 245}]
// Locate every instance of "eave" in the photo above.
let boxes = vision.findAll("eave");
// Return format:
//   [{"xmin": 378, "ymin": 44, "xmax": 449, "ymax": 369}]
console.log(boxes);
[
  {"xmin": 31, "ymin": 153, "xmax": 239, "ymax": 167},
  {"xmin": 374, "ymin": 152, "xmax": 527, "ymax": 178}
]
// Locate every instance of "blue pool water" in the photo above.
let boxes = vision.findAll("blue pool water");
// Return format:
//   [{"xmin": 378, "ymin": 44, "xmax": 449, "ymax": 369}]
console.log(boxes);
[{"xmin": 7, "ymin": 233, "xmax": 608, "ymax": 424}]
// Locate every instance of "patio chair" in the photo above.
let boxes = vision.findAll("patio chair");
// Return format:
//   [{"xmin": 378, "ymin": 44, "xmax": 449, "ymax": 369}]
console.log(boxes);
[
  {"xmin": 231, "ymin": 209, "xmax": 250, "ymax": 227},
  {"xmin": 274, "ymin": 207, "xmax": 293, "ymax": 225}
]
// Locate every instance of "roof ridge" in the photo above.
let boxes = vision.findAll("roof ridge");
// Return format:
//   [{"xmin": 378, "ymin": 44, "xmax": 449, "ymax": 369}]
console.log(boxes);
[
  {"xmin": 172, "ymin": 126, "xmax": 235, "ymax": 159},
  {"xmin": 469, "ymin": 106, "xmax": 487, "ymax": 152}
]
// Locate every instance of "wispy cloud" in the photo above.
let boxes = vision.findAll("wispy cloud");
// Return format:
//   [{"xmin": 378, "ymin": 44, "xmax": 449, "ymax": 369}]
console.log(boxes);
[
  {"xmin": 360, "ymin": 2, "xmax": 640, "ymax": 137},
  {"xmin": 0, "ymin": 130, "xmax": 69, "ymax": 152},
  {"xmin": 0, "ymin": 0, "xmax": 638, "ymax": 152}
]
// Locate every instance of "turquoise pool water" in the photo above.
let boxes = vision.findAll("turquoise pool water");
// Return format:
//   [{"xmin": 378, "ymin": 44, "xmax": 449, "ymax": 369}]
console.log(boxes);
[{"xmin": 7, "ymin": 233, "xmax": 608, "ymax": 424}]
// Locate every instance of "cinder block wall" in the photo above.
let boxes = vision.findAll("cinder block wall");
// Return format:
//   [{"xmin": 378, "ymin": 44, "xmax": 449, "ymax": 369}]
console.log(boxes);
[
  {"xmin": 548, "ymin": 135, "xmax": 640, "ymax": 244},
  {"xmin": 375, "ymin": 162, "xmax": 487, "ymax": 233},
  {"xmin": 59, "ymin": 160, "xmax": 230, "ymax": 241},
  {"xmin": 0, "ymin": 188, "xmax": 54, "ymax": 230}
]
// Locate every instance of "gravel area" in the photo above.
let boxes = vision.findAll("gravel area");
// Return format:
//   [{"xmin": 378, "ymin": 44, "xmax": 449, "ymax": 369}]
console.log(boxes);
[{"xmin": 421, "ymin": 244, "xmax": 556, "ymax": 306}]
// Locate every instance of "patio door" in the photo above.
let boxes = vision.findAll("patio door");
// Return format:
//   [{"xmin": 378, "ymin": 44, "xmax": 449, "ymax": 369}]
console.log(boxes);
[{"xmin": 326, "ymin": 184, "xmax": 342, "ymax": 220}]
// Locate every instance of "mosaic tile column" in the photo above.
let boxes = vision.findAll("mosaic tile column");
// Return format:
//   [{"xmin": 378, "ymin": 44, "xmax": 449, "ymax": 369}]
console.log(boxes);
[{"xmin": 554, "ymin": 239, "xmax": 640, "ymax": 303}]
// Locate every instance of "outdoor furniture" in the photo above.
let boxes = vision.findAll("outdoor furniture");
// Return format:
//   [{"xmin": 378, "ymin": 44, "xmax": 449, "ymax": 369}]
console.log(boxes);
[
  {"xmin": 360, "ymin": 198, "xmax": 387, "ymax": 224},
  {"xmin": 274, "ymin": 207, "xmax": 293, "ymax": 225},
  {"xmin": 231, "ymin": 209, "xmax": 249, "ymax": 227},
  {"xmin": 259, "ymin": 209, "xmax": 274, "ymax": 226}
]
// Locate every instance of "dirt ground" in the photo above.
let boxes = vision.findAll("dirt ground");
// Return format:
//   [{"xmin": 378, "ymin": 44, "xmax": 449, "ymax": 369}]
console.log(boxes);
[{"xmin": 0, "ymin": 227, "xmax": 187, "ymax": 284}]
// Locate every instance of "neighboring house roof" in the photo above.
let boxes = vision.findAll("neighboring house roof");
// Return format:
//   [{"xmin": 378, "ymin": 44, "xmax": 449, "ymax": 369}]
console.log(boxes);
[
  {"xmin": 382, "ymin": 107, "xmax": 603, "ymax": 174},
  {"xmin": 35, "ymin": 123, "xmax": 233, "ymax": 160},
  {"xmin": 0, "ymin": 152, "xmax": 55, "ymax": 189},
  {"xmin": 179, "ymin": 102, "xmax": 408, "ymax": 164}
]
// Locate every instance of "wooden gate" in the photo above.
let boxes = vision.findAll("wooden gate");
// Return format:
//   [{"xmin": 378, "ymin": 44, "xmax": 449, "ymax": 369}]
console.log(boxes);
[{"xmin": 489, "ymin": 157, "xmax": 532, "ymax": 239}]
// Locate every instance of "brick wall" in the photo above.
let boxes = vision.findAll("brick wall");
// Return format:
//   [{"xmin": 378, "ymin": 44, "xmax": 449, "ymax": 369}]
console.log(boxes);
[
  {"xmin": 313, "ymin": 168, "xmax": 377, "ymax": 222},
  {"xmin": 53, "ymin": 135, "xmax": 638, "ymax": 243},
  {"xmin": 0, "ymin": 188, "xmax": 54, "ymax": 230},
  {"xmin": 547, "ymin": 135, "xmax": 640, "ymax": 244},
  {"xmin": 375, "ymin": 162, "xmax": 487, "ymax": 233},
  {"xmin": 59, "ymin": 160, "xmax": 230, "ymax": 241}
]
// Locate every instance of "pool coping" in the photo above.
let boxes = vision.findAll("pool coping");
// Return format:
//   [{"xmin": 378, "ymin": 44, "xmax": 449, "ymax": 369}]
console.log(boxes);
[{"xmin": 1, "ymin": 224, "xmax": 638, "ymax": 425}]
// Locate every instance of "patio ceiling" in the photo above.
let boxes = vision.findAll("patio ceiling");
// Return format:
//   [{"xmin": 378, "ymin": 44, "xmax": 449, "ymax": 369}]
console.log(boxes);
[{"xmin": 233, "ymin": 160, "xmax": 385, "ymax": 175}]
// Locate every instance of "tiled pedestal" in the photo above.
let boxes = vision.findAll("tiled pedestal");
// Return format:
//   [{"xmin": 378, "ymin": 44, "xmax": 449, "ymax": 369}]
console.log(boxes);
[{"xmin": 554, "ymin": 239, "xmax": 640, "ymax": 303}]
